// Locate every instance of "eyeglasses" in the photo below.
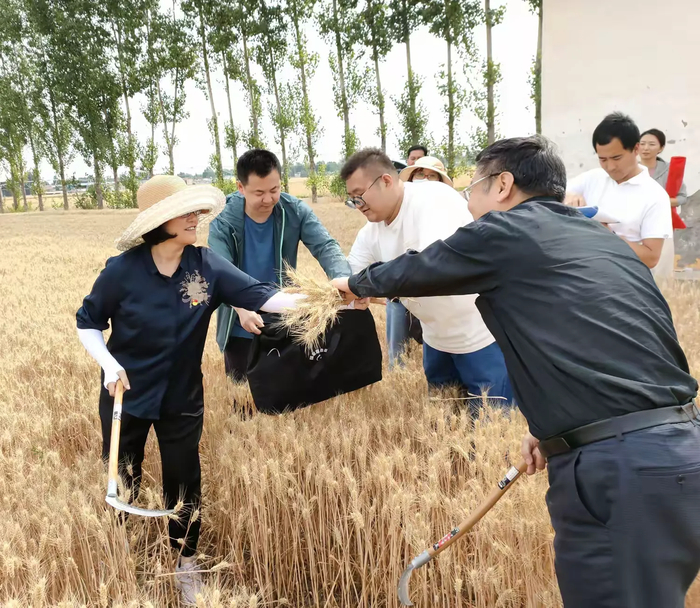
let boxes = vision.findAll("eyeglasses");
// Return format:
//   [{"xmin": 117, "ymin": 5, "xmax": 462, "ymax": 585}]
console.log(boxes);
[
  {"xmin": 461, "ymin": 173, "xmax": 502, "ymax": 202},
  {"xmin": 345, "ymin": 174, "xmax": 384, "ymax": 210},
  {"xmin": 412, "ymin": 170, "xmax": 441, "ymax": 182},
  {"xmin": 179, "ymin": 210, "xmax": 205, "ymax": 220}
]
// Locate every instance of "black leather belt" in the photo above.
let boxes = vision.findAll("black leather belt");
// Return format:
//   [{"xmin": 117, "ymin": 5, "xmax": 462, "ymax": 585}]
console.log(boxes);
[{"xmin": 538, "ymin": 402, "xmax": 699, "ymax": 460}]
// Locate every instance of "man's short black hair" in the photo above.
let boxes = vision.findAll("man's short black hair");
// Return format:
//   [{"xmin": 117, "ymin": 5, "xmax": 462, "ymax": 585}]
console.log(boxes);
[
  {"xmin": 340, "ymin": 148, "xmax": 397, "ymax": 181},
  {"xmin": 475, "ymin": 135, "xmax": 567, "ymax": 202},
  {"xmin": 640, "ymin": 128, "xmax": 666, "ymax": 148},
  {"xmin": 142, "ymin": 224, "xmax": 176, "ymax": 247},
  {"xmin": 592, "ymin": 112, "xmax": 640, "ymax": 152},
  {"xmin": 237, "ymin": 149, "xmax": 282, "ymax": 185},
  {"xmin": 407, "ymin": 145, "xmax": 428, "ymax": 157}
]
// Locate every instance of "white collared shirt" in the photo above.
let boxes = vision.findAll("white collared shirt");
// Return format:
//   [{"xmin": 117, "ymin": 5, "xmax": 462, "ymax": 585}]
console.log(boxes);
[
  {"xmin": 347, "ymin": 181, "xmax": 495, "ymax": 355},
  {"xmin": 568, "ymin": 166, "xmax": 672, "ymax": 243}
]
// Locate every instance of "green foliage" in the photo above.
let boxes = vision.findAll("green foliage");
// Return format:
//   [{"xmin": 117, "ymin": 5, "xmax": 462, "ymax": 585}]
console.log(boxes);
[
  {"xmin": 214, "ymin": 178, "xmax": 238, "ymax": 195},
  {"xmin": 306, "ymin": 162, "xmax": 330, "ymax": 197},
  {"xmin": 360, "ymin": 0, "xmax": 392, "ymax": 152},
  {"xmin": 387, "ymin": 0, "xmax": 424, "ymax": 152},
  {"xmin": 329, "ymin": 173, "xmax": 346, "ymax": 200},
  {"xmin": 529, "ymin": 55, "xmax": 541, "ymax": 133},
  {"xmin": 140, "ymin": 138, "xmax": 159, "ymax": 177},
  {"xmin": 74, "ymin": 186, "xmax": 98, "ymax": 210},
  {"xmin": 105, "ymin": 188, "xmax": 137, "ymax": 209},
  {"xmin": 394, "ymin": 75, "xmax": 431, "ymax": 155}
]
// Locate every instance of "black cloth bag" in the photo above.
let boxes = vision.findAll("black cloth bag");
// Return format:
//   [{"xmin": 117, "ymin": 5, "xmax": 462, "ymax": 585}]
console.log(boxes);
[{"xmin": 246, "ymin": 308, "xmax": 383, "ymax": 414}]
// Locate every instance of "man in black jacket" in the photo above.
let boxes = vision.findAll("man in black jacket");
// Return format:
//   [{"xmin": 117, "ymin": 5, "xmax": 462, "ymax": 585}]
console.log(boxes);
[{"xmin": 332, "ymin": 136, "xmax": 700, "ymax": 608}]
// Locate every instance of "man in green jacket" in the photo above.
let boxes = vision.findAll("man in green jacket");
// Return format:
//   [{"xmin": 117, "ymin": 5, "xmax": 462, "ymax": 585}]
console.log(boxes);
[{"xmin": 208, "ymin": 149, "xmax": 351, "ymax": 381}]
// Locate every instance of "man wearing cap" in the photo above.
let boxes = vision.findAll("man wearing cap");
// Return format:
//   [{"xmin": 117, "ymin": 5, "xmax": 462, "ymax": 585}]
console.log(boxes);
[
  {"xmin": 208, "ymin": 149, "xmax": 351, "ymax": 384},
  {"xmin": 332, "ymin": 136, "xmax": 700, "ymax": 608},
  {"xmin": 341, "ymin": 148, "xmax": 512, "ymax": 407}
]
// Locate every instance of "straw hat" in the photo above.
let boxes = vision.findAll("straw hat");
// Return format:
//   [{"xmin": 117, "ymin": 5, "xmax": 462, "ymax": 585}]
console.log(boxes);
[
  {"xmin": 115, "ymin": 175, "xmax": 225, "ymax": 251},
  {"xmin": 399, "ymin": 156, "xmax": 453, "ymax": 187}
]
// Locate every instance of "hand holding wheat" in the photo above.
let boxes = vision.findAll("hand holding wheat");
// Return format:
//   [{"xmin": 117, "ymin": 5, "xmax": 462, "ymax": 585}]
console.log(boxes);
[{"xmin": 274, "ymin": 266, "xmax": 372, "ymax": 353}]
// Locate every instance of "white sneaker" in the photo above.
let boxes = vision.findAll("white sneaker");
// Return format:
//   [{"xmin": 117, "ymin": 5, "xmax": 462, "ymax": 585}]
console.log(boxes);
[{"xmin": 174, "ymin": 558, "xmax": 203, "ymax": 606}]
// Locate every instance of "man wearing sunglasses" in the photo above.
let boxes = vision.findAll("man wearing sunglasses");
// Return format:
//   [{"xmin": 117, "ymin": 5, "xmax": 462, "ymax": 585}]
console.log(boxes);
[
  {"xmin": 333, "ymin": 136, "xmax": 700, "ymax": 608},
  {"xmin": 341, "ymin": 148, "xmax": 512, "ymax": 409}
]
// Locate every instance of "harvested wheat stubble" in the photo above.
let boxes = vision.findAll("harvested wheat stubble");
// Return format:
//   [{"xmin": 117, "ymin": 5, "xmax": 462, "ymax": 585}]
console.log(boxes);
[{"xmin": 274, "ymin": 263, "xmax": 345, "ymax": 353}]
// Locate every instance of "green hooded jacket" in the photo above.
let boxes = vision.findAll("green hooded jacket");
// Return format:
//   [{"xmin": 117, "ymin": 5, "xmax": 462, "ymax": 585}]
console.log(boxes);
[{"xmin": 208, "ymin": 191, "xmax": 351, "ymax": 352}]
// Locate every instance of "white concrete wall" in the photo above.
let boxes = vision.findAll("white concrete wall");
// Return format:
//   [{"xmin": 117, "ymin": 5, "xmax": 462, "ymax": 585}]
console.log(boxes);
[{"xmin": 542, "ymin": 0, "xmax": 700, "ymax": 194}]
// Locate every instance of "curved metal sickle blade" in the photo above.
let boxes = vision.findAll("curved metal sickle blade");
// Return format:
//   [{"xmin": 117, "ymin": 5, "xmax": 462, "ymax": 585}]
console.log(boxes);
[
  {"xmin": 106, "ymin": 495, "xmax": 174, "ymax": 518},
  {"xmin": 398, "ymin": 564, "xmax": 416, "ymax": 606}
]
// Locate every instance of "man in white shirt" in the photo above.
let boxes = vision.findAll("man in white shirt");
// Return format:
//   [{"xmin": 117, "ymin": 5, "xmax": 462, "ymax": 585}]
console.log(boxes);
[
  {"xmin": 340, "ymin": 148, "xmax": 512, "ymax": 406},
  {"xmin": 565, "ymin": 112, "xmax": 672, "ymax": 271}
]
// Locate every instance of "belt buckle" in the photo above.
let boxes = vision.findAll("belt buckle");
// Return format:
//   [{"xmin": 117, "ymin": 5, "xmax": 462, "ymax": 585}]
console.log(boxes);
[{"xmin": 540, "ymin": 436, "xmax": 572, "ymax": 459}]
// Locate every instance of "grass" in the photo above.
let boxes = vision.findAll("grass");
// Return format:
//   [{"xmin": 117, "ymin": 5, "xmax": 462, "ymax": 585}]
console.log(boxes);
[{"xmin": 1, "ymin": 202, "xmax": 699, "ymax": 606}]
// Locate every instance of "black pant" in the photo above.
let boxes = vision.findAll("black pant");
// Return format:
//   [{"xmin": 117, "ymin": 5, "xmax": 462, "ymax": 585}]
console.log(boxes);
[
  {"xmin": 100, "ymin": 403, "xmax": 203, "ymax": 557},
  {"xmin": 224, "ymin": 337, "xmax": 252, "ymax": 382},
  {"xmin": 546, "ymin": 419, "xmax": 700, "ymax": 607}
]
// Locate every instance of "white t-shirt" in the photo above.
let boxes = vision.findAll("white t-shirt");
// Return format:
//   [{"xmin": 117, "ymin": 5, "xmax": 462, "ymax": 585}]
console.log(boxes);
[
  {"xmin": 347, "ymin": 181, "xmax": 495, "ymax": 355},
  {"xmin": 567, "ymin": 166, "xmax": 672, "ymax": 243}
]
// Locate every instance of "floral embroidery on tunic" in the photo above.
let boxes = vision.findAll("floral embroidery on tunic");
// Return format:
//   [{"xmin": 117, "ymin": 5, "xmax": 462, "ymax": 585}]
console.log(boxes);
[{"xmin": 180, "ymin": 270, "xmax": 210, "ymax": 308}]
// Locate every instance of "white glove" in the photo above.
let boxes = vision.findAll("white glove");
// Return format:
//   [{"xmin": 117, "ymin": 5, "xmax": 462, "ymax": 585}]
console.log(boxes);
[{"xmin": 77, "ymin": 328, "xmax": 124, "ymax": 388}]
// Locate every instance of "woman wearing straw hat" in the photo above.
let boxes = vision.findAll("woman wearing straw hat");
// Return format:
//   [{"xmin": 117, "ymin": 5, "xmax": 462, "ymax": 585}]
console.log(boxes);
[
  {"xmin": 399, "ymin": 155, "xmax": 454, "ymax": 187},
  {"xmin": 75, "ymin": 175, "xmax": 303, "ymax": 604}
]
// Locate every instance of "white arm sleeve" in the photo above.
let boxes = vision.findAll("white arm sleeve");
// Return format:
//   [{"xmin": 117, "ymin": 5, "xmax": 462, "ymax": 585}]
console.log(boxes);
[
  {"xmin": 260, "ymin": 291, "xmax": 356, "ymax": 313},
  {"xmin": 77, "ymin": 328, "xmax": 124, "ymax": 388},
  {"xmin": 260, "ymin": 292, "xmax": 308, "ymax": 313}
]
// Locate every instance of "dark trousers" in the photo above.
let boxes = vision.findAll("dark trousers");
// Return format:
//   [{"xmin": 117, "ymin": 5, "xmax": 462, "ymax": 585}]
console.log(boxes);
[
  {"xmin": 100, "ymin": 403, "xmax": 204, "ymax": 557},
  {"xmin": 546, "ymin": 419, "xmax": 700, "ymax": 607},
  {"xmin": 224, "ymin": 337, "xmax": 252, "ymax": 382}
]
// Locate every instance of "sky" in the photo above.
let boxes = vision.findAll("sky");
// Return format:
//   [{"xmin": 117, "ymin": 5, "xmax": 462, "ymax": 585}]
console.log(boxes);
[{"xmin": 28, "ymin": 0, "xmax": 538, "ymax": 181}]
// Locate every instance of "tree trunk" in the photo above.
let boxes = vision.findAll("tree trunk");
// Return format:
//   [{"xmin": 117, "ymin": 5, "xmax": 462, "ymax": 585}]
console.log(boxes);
[
  {"xmin": 198, "ymin": 5, "xmax": 223, "ymax": 183},
  {"xmin": 268, "ymin": 47, "xmax": 289, "ymax": 192},
  {"xmin": 446, "ymin": 39, "xmax": 455, "ymax": 175},
  {"xmin": 20, "ymin": 162, "xmax": 28, "ymax": 212},
  {"xmin": 373, "ymin": 49, "xmax": 386, "ymax": 153},
  {"xmin": 113, "ymin": 166, "xmax": 120, "ymax": 194},
  {"xmin": 93, "ymin": 149, "xmax": 104, "ymax": 209},
  {"xmin": 292, "ymin": 7, "xmax": 317, "ymax": 203},
  {"xmin": 28, "ymin": 134, "xmax": 44, "ymax": 211},
  {"xmin": 114, "ymin": 23, "xmax": 137, "ymax": 206},
  {"xmin": 150, "ymin": 109, "xmax": 156, "ymax": 178},
  {"xmin": 485, "ymin": 0, "xmax": 495, "ymax": 145},
  {"xmin": 222, "ymin": 51, "xmax": 239, "ymax": 173},
  {"xmin": 58, "ymin": 158, "xmax": 68, "ymax": 210},
  {"xmin": 156, "ymin": 75, "xmax": 175, "ymax": 174},
  {"xmin": 332, "ymin": 0, "xmax": 350, "ymax": 157},
  {"xmin": 0, "ymin": 184, "xmax": 4, "ymax": 213},
  {"xmin": 242, "ymin": 33, "xmax": 260, "ymax": 146},
  {"xmin": 402, "ymin": 0, "xmax": 417, "ymax": 145},
  {"xmin": 48, "ymin": 87, "xmax": 69, "ymax": 210},
  {"xmin": 535, "ymin": 2, "xmax": 542, "ymax": 135}
]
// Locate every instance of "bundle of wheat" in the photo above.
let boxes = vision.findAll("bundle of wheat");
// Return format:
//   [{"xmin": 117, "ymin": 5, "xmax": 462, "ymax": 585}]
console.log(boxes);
[{"xmin": 274, "ymin": 264, "xmax": 345, "ymax": 352}]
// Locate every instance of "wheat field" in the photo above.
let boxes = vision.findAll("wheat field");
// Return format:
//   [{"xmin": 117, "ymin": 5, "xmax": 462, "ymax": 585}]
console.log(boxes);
[{"xmin": 1, "ymin": 202, "xmax": 700, "ymax": 607}]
